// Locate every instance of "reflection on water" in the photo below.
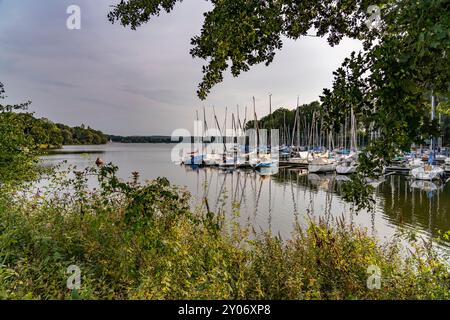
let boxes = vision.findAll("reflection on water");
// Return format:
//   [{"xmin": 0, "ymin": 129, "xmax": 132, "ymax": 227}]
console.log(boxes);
[{"xmin": 41, "ymin": 144, "xmax": 450, "ymax": 247}]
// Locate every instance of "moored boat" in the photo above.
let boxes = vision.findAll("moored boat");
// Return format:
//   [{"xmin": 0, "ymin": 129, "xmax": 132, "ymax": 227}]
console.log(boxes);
[
  {"xmin": 410, "ymin": 165, "xmax": 444, "ymax": 181},
  {"xmin": 182, "ymin": 151, "xmax": 204, "ymax": 165},
  {"xmin": 203, "ymin": 153, "xmax": 221, "ymax": 166},
  {"xmin": 250, "ymin": 154, "xmax": 278, "ymax": 169},
  {"xmin": 336, "ymin": 158, "xmax": 357, "ymax": 175},
  {"xmin": 308, "ymin": 156, "xmax": 336, "ymax": 173}
]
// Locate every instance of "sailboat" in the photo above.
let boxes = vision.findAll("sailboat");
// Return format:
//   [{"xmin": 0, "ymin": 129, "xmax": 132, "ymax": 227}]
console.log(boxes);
[
  {"xmin": 182, "ymin": 151, "xmax": 204, "ymax": 165},
  {"xmin": 407, "ymin": 154, "xmax": 424, "ymax": 169},
  {"xmin": 183, "ymin": 110, "xmax": 205, "ymax": 165},
  {"xmin": 201, "ymin": 107, "xmax": 215, "ymax": 166},
  {"xmin": 289, "ymin": 96, "xmax": 312, "ymax": 165},
  {"xmin": 336, "ymin": 156, "xmax": 358, "ymax": 174},
  {"xmin": 249, "ymin": 96, "xmax": 278, "ymax": 169},
  {"xmin": 202, "ymin": 107, "xmax": 225, "ymax": 166},
  {"xmin": 307, "ymin": 110, "xmax": 337, "ymax": 173},
  {"xmin": 251, "ymin": 153, "xmax": 279, "ymax": 168},
  {"xmin": 410, "ymin": 94, "xmax": 445, "ymax": 181},
  {"xmin": 336, "ymin": 108, "xmax": 358, "ymax": 175},
  {"xmin": 410, "ymin": 165, "xmax": 444, "ymax": 180},
  {"xmin": 308, "ymin": 152, "xmax": 337, "ymax": 173},
  {"xmin": 410, "ymin": 154, "xmax": 444, "ymax": 180},
  {"xmin": 289, "ymin": 152, "xmax": 311, "ymax": 165},
  {"xmin": 215, "ymin": 109, "xmax": 243, "ymax": 168}
]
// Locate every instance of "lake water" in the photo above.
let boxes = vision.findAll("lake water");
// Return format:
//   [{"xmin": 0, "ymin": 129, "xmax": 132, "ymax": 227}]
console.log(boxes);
[{"xmin": 42, "ymin": 143, "xmax": 450, "ymax": 247}]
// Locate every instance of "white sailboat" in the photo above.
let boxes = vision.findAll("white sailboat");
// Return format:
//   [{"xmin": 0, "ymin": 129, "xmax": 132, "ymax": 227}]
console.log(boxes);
[
  {"xmin": 248, "ymin": 96, "xmax": 279, "ymax": 169},
  {"xmin": 289, "ymin": 152, "xmax": 311, "ymax": 165},
  {"xmin": 411, "ymin": 164, "xmax": 444, "ymax": 180},
  {"xmin": 336, "ymin": 156, "xmax": 357, "ymax": 174},
  {"xmin": 408, "ymin": 157, "xmax": 424, "ymax": 169},
  {"xmin": 336, "ymin": 108, "xmax": 358, "ymax": 175},
  {"xmin": 203, "ymin": 153, "xmax": 221, "ymax": 166},
  {"xmin": 250, "ymin": 153, "xmax": 279, "ymax": 168},
  {"xmin": 201, "ymin": 107, "xmax": 218, "ymax": 166},
  {"xmin": 181, "ymin": 150, "xmax": 203, "ymax": 165},
  {"xmin": 308, "ymin": 152, "xmax": 337, "ymax": 173},
  {"xmin": 410, "ymin": 94, "xmax": 445, "ymax": 181}
]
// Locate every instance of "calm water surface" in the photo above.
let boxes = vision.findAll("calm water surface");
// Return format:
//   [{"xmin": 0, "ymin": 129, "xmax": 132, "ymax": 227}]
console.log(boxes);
[{"xmin": 42, "ymin": 143, "xmax": 450, "ymax": 247}]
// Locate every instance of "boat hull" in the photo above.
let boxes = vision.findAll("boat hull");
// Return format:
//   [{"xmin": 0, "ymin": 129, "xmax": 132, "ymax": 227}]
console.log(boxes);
[
  {"xmin": 203, "ymin": 159, "xmax": 217, "ymax": 166},
  {"xmin": 336, "ymin": 165, "xmax": 356, "ymax": 175},
  {"xmin": 309, "ymin": 163, "xmax": 336, "ymax": 173},
  {"xmin": 289, "ymin": 158, "xmax": 309, "ymax": 165},
  {"xmin": 255, "ymin": 161, "xmax": 279, "ymax": 168}
]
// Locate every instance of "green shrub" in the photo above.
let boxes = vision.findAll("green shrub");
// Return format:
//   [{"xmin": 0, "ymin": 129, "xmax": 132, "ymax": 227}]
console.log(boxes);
[{"xmin": 0, "ymin": 164, "xmax": 448, "ymax": 300}]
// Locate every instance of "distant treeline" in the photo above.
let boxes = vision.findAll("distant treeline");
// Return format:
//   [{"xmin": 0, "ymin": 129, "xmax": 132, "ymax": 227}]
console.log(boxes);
[
  {"xmin": 108, "ymin": 135, "xmax": 181, "ymax": 143},
  {"xmin": 17, "ymin": 113, "xmax": 108, "ymax": 149},
  {"xmin": 246, "ymin": 101, "xmax": 320, "ymax": 131}
]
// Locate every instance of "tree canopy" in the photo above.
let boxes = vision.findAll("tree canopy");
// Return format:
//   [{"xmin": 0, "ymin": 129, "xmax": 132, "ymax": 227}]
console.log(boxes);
[
  {"xmin": 109, "ymin": 0, "xmax": 380, "ymax": 99},
  {"xmin": 0, "ymin": 81, "xmax": 108, "ymax": 184},
  {"xmin": 321, "ymin": 0, "xmax": 449, "ymax": 177},
  {"xmin": 17, "ymin": 114, "xmax": 108, "ymax": 148},
  {"xmin": 0, "ymin": 82, "xmax": 37, "ymax": 183}
]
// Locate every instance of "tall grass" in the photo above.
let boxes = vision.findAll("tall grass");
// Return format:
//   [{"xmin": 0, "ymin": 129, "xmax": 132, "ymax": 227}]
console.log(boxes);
[{"xmin": 0, "ymin": 164, "xmax": 448, "ymax": 300}]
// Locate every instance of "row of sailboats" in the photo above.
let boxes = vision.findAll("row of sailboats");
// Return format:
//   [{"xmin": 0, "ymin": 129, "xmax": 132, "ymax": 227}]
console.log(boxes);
[
  {"xmin": 285, "ymin": 94, "xmax": 448, "ymax": 181},
  {"xmin": 287, "ymin": 101, "xmax": 359, "ymax": 174},
  {"xmin": 180, "ymin": 97, "xmax": 278, "ymax": 170},
  {"xmin": 181, "ymin": 93, "xmax": 448, "ymax": 182}
]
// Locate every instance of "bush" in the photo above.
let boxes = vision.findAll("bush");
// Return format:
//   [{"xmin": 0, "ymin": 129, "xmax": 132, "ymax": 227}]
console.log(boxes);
[{"xmin": 0, "ymin": 164, "xmax": 448, "ymax": 300}]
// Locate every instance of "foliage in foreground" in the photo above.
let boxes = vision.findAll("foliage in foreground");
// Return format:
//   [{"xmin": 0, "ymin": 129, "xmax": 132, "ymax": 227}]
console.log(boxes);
[{"xmin": 0, "ymin": 164, "xmax": 449, "ymax": 300}]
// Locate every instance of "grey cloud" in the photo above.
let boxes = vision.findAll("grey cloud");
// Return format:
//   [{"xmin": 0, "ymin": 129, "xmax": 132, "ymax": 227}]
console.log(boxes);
[
  {"xmin": 120, "ymin": 85, "xmax": 190, "ymax": 106},
  {"xmin": 0, "ymin": 0, "xmax": 362, "ymax": 135}
]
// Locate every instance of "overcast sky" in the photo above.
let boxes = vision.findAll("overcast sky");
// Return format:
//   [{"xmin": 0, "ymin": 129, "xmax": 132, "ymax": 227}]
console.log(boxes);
[{"xmin": 0, "ymin": 0, "xmax": 362, "ymax": 135}]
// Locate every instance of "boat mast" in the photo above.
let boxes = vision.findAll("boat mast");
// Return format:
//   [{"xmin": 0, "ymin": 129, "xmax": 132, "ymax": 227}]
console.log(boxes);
[
  {"xmin": 291, "ymin": 102, "xmax": 298, "ymax": 148},
  {"xmin": 237, "ymin": 105, "xmax": 242, "ymax": 132},
  {"xmin": 296, "ymin": 96, "xmax": 300, "ymax": 150},
  {"xmin": 431, "ymin": 91, "xmax": 436, "ymax": 162},
  {"xmin": 203, "ymin": 106, "xmax": 208, "ymax": 154},
  {"xmin": 213, "ymin": 106, "xmax": 226, "ymax": 153},
  {"xmin": 268, "ymin": 93, "xmax": 272, "ymax": 150},
  {"xmin": 283, "ymin": 109, "xmax": 287, "ymax": 146},
  {"xmin": 253, "ymin": 96, "xmax": 260, "ymax": 156},
  {"xmin": 223, "ymin": 107, "xmax": 228, "ymax": 153},
  {"xmin": 195, "ymin": 110, "xmax": 200, "ymax": 153},
  {"xmin": 243, "ymin": 106, "xmax": 247, "ymax": 130}
]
